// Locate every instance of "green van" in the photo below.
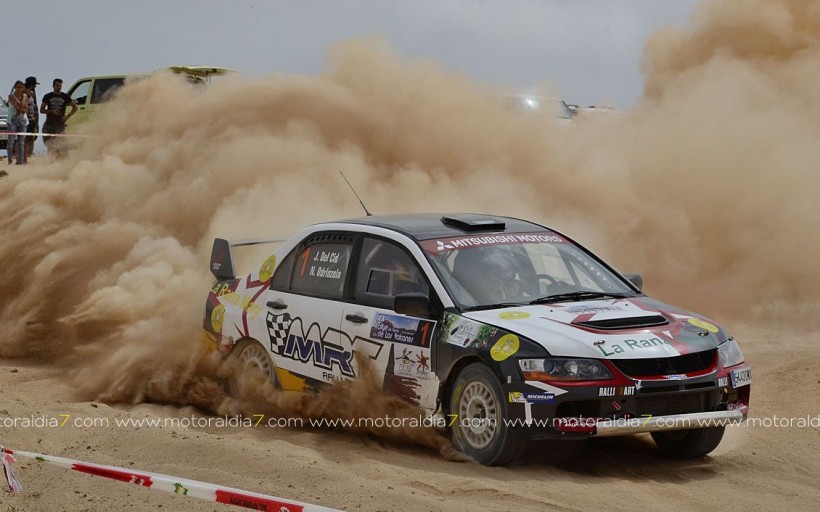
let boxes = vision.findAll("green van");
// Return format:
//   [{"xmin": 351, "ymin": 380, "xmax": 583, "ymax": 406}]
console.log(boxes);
[{"xmin": 65, "ymin": 66, "xmax": 232, "ymax": 129}]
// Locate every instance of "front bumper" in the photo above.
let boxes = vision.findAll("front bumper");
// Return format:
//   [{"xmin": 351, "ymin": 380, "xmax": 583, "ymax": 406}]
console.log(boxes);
[{"xmin": 594, "ymin": 409, "xmax": 745, "ymax": 436}]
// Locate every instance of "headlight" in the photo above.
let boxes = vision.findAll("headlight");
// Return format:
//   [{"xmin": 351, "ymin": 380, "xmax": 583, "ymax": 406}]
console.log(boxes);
[
  {"xmin": 519, "ymin": 358, "xmax": 612, "ymax": 381},
  {"xmin": 718, "ymin": 338, "xmax": 744, "ymax": 368}
]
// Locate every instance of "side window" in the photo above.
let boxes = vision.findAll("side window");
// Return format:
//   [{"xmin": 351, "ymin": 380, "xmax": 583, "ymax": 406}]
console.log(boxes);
[
  {"xmin": 271, "ymin": 248, "xmax": 296, "ymax": 291},
  {"xmin": 91, "ymin": 78, "xmax": 126, "ymax": 104},
  {"xmin": 69, "ymin": 80, "xmax": 91, "ymax": 106},
  {"xmin": 289, "ymin": 240, "xmax": 353, "ymax": 299},
  {"xmin": 356, "ymin": 238, "xmax": 429, "ymax": 307}
]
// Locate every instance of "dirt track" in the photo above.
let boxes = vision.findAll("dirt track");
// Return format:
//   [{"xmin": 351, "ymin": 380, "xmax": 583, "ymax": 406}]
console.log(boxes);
[{"xmin": 1, "ymin": 325, "xmax": 817, "ymax": 511}]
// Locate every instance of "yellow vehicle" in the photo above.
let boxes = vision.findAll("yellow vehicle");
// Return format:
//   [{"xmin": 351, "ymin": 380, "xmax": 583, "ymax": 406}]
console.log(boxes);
[{"xmin": 65, "ymin": 66, "xmax": 232, "ymax": 128}]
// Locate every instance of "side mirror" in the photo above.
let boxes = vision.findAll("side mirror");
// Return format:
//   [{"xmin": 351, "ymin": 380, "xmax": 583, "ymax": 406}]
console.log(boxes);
[
  {"xmin": 393, "ymin": 292, "xmax": 432, "ymax": 317},
  {"xmin": 624, "ymin": 273, "xmax": 643, "ymax": 291}
]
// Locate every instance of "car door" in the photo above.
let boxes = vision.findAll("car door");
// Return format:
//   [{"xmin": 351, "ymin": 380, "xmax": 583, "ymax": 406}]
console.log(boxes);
[
  {"xmin": 342, "ymin": 236, "xmax": 440, "ymax": 411},
  {"xmin": 263, "ymin": 233, "xmax": 355, "ymax": 389},
  {"xmin": 67, "ymin": 79, "xmax": 91, "ymax": 128}
]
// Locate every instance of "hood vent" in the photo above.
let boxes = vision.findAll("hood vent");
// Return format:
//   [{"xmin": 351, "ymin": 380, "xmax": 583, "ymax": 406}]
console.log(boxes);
[{"xmin": 574, "ymin": 315, "xmax": 669, "ymax": 330}]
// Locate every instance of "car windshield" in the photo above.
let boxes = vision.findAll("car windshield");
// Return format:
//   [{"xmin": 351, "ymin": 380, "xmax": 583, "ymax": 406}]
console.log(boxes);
[{"xmin": 420, "ymin": 232, "xmax": 636, "ymax": 309}]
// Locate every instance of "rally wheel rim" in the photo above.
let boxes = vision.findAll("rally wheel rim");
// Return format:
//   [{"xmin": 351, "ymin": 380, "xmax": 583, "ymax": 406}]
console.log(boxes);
[
  {"xmin": 239, "ymin": 343, "xmax": 273, "ymax": 378},
  {"xmin": 458, "ymin": 380, "xmax": 498, "ymax": 449}
]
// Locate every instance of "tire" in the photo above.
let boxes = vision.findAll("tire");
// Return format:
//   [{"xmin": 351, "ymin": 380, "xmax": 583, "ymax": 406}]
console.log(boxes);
[
  {"xmin": 651, "ymin": 426, "xmax": 725, "ymax": 458},
  {"xmin": 228, "ymin": 340, "xmax": 277, "ymax": 396},
  {"xmin": 449, "ymin": 363, "xmax": 526, "ymax": 466}
]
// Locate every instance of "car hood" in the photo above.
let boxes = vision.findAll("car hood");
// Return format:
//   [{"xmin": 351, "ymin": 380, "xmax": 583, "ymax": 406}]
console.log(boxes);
[{"xmin": 461, "ymin": 297, "xmax": 722, "ymax": 359}]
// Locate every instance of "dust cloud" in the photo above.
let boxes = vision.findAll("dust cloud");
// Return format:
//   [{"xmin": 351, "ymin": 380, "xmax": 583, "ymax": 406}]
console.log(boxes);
[{"xmin": 0, "ymin": 0, "xmax": 817, "ymax": 446}]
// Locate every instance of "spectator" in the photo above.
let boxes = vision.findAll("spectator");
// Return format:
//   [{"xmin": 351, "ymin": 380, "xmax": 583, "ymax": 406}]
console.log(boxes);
[
  {"xmin": 7, "ymin": 80, "xmax": 28, "ymax": 165},
  {"xmin": 40, "ymin": 78, "xmax": 77, "ymax": 157},
  {"xmin": 23, "ymin": 76, "xmax": 39, "ymax": 160}
]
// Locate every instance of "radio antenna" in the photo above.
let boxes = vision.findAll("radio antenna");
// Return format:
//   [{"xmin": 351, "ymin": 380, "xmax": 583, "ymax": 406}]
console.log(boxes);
[{"xmin": 339, "ymin": 171, "xmax": 372, "ymax": 217}]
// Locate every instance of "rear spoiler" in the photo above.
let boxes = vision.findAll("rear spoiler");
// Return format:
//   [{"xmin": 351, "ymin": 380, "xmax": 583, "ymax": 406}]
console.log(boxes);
[{"xmin": 210, "ymin": 236, "xmax": 287, "ymax": 279}]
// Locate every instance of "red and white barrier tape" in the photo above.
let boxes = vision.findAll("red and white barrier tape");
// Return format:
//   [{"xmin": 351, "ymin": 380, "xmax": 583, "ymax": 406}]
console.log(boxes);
[{"xmin": 0, "ymin": 445, "xmax": 342, "ymax": 511}]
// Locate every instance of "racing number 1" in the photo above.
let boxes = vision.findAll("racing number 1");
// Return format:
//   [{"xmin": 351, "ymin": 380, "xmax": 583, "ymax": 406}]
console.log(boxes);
[
  {"xmin": 419, "ymin": 322, "xmax": 429, "ymax": 346},
  {"xmin": 299, "ymin": 247, "xmax": 311, "ymax": 277}
]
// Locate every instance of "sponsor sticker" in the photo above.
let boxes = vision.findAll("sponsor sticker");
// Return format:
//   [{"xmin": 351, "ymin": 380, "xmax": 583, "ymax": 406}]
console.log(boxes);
[
  {"xmin": 258, "ymin": 255, "xmax": 277, "ymax": 282},
  {"xmin": 717, "ymin": 376, "xmax": 728, "ymax": 388},
  {"xmin": 490, "ymin": 334, "xmax": 520, "ymax": 361},
  {"xmin": 595, "ymin": 337, "xmax": 676, "ymax": 357},
  {"xmin": 370, "ymin": 313, "xmax": 435, "ymax": 346},
  {"xmin": 210, "ymin": 304, "xmax": 225, "ymax": 333},
  {"xmin": 688, "ymin": 317, "xmax": 719, "ymax": 333},
  {"xmin": 393, "ymin": 347, "xmax": 431, "ymax": 378},
  {"xmin": 421, "ymin": 232, "xmax": 566, "ymax": 255},
  {"xmin": 267, "ymin": 313, "xmax": 384, "ymax": 379},
  {"xmin": 508, "ymin": 391, "xmax": 555, "ymax": 404},
  {"xmin": 730, "ymin": 367, "xmax": 752, "ymax": 388},
  {"xmin": 441, "ymin": 315, "xmax": 481, "ymax": 348},
  {"xmin": 499, "ymin": 311, "xmax": 531, "ymax": 320},
  {"xmin": 598, "ymin": 386, "xmax": 635, "ymax": 397}
]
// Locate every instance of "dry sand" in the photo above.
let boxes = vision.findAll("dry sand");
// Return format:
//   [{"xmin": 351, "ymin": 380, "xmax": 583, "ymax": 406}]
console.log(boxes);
[{"xmin": 1, "ymin": 325, "xmax": 818, "ymax": 511}]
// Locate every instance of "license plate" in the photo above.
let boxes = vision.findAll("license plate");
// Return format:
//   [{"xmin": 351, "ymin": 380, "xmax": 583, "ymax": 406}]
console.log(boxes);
[{"xmin": 731, "ymin": 367, "xmax": 752, "ymax": 388}]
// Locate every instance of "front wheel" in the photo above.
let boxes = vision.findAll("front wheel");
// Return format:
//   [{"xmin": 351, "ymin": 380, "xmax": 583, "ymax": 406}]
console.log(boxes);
[
  {"xmin": 449, "ymin": 363, "xmax": 525, "ymax": 466},
  {"xmin": 651, "ymin": 426, "xmax": 725, "ymax": 458},
  {"xmin": 228, "ymin": 340, "xmax": 277, "ymax": 396}
]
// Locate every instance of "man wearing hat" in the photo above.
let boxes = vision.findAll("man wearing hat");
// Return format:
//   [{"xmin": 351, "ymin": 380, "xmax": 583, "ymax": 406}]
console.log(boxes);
[{"xmin": 23, "ymin": 77, "xmax": 39, "ymax": 159}]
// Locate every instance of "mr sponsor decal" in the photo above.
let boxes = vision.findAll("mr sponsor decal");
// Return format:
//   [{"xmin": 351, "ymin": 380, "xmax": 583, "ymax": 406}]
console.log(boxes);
[
  {"xmin": 266, "ymin": 312, "xmax": 383, "ymax": 379},
  {"xmin": 370, "ymin": 313, "xmax": 435, "ymax": 347}
]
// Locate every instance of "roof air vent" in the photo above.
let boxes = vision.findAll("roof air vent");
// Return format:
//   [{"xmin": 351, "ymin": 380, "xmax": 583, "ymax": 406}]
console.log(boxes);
[{"xmin": 440, "ymin": 215, "xmax": 506, "ymax": 232}]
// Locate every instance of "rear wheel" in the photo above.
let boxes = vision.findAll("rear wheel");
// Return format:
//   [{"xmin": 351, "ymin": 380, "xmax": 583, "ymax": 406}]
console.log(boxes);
[
  {"xmin": 651, "ymin": 426, "xmax": 725, "ymax": 458},
  {"xmin": 449, "ymin": 363, "xmax": 525, "ymax": 466},
  {"xmin": 229, "ymin": 340, "xmax": 277, "ymax": 396}
]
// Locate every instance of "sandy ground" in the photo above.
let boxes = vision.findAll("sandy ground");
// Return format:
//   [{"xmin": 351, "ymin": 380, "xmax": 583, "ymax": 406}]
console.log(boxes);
[{"xmin": 0, "ymin": 325, "xmax": 817, "ymax": 512}]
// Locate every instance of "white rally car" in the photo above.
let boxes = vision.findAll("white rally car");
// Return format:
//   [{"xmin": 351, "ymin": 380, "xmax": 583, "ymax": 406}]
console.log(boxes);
[{"xmin": 203, "ymin": 213, "xmax": 751, "ymax": 465}]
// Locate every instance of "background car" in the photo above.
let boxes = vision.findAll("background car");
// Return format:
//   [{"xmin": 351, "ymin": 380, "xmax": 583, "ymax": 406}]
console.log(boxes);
[
  {"xmin": 65, "ymin": 65, "xmax": 233, "ymax": 129},
  {"xmin": 203, "ymin": 213, "xmax": 751, "ymax": 465},
  {"xmin": 499, "ymin": 93, "xmax": 576, "ymax": 124}
]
